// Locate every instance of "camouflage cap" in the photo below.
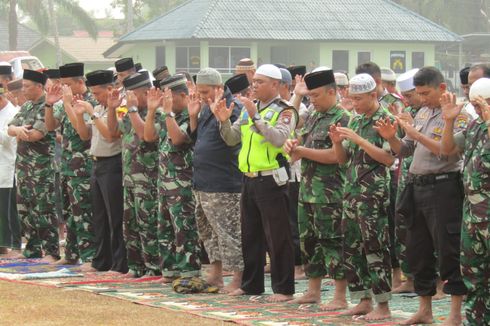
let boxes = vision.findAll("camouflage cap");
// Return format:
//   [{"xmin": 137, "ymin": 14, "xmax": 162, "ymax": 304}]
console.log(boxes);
[{"xmin": 349, "ymin": 73, "xmax": 376, "ymax": 95}]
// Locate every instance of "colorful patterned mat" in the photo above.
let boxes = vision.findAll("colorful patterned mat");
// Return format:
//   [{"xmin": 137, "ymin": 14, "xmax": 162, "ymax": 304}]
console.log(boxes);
[{"xmin": 0, "ymin": 258, "xmax": 452, "ymax": 325}]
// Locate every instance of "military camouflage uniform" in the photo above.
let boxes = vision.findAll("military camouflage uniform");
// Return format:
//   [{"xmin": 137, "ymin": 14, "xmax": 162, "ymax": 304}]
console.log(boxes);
[
  {"xmin": 454, "ymin": 118, "xmax": 490, "ymax": 325},
  {"xmin": 8, "ymin": 95, "xmax": 59, "ymax": 258},
  {"xmin": 341, "ymin": 107, "xmax": 393, "ymax": 303},
  {"xmin": 297, "ymin": 105, "xmax": 350, "ymax": 279},
  {"xmin": 154, "ymin": 109, "xmax": 201, "ymax": 277},
  {"xmin": 119, "ymin": 108, "xmax": 160, "ymax": 276},
  {"xmin": 395, "ymin": 106, "xmax": 418, "ymax": 276},
  {"xmin": 53, "ymin": 91, "xmax": 97, "ymax": 262}
]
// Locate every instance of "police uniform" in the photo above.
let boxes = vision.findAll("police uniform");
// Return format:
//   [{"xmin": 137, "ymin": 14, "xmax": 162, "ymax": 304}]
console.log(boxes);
[
  {"xmin": 220, "ymin": 65, "xmax": 297, "ymax": 295},
  {"xmin": 399, "ymin": 105, "xmax": 469, "ymax": 297},
  {"xmin": 86, "ymin": 70, "xmax": 127, "ymax": 273}
]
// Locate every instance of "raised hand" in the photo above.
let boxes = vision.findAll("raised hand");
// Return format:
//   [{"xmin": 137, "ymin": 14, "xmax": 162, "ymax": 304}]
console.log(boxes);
[
  {"xmin": 374, "ymin": 117, "xmax": 398, "ymax": 140},
  {"xmin": 474, "ymin": 95, "xmax": 490, "ymax": 122},
  {"xmin": 73, "ymin": 100, "xmax": 90, "ymax": 116},
  {"xmin": 107, "ymin": 89, "xmax": 122, "ymax": 111},
  {"xmin": 329, "ymin": 123, "xmax": 345, "ymax": 144},
  {"xmin": 212, "ymin": 98, "xmax": 235, "ymax": 122},
  {"xmin": 337, "ymin": 127, "xmax": 363, "ymax": 145},
  {"xmin": 237, "ymin": 95, "xmax": 256, "ymax": 119},
  {"xmin": 61, "ymin": 85, "xmax": 74, "ymax": 105},
  {"xmin": 162, "ymin": 88, "xmax": 173, "ymax": 113},
  {"xmin": 440, "ymin": 92, "xmax": 463, "ymax": 121},
  {"xmin": 293, "ymin": 75, "xmax": 308, "ymax": 96},
  {"xmin": 395, "ymin": 116, "xmax": 419, "ymax": 140},
  {"xmin": 147, "ymin": 87, "xmax": 163, "ymax": 112},
  {"xmin": 398, "ymin": 111, "xmax": 414, "ymax": 125},
  {"xmin": 46, "ymin": 83, "xmax": 62, "ymax": 106},
  {"xmin": 387, "ymin": 103, "xmax": 401, "ymax": 116},
  {"xmin": 126, "ymin": 90, "xmax": 138, "ymax": 108},
  {"xmin": 5, "ymin": 92, "xmax": 18, "ymax": 107},
  {"xmin": 188, "ymin": 92, "xmax": 202, "ymax": 118}
]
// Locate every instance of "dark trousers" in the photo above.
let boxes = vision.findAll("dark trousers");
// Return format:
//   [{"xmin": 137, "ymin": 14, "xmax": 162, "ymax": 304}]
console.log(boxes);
[
  {"xmin": 388, "ymin": 170, "xmax": 399, "ymax": 269},
  {"xmin": 407, "ymin": 177, "xmax": 467, "ymax": 296},
  {"xmin": 288, "ymin": 181, "xmax": 302, "ymax": 266},
  {"xmin": 0, "ymin": 183, "xmax": 21, "ymax": 249},
  {"xmin": 90, "ymin": 154, "xmax": 128, "ymax": 273},
  {"xmin": 240, "ymin": 175, "xmax": 295, "ymax": 295}
]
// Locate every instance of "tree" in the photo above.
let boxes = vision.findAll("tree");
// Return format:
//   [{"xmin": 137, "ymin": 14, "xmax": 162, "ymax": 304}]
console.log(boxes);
[{"xmin": 7, "ymin": 0, "xmax": 98, "ymax": 56}]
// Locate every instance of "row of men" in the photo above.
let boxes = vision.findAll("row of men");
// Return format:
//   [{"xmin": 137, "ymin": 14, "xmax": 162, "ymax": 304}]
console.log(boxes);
[{"xmin": 0, "ymin": 57, "xmax": 488, "ymax": 325}]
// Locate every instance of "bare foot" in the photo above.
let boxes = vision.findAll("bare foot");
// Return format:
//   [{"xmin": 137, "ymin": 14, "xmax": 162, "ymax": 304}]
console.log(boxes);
[
  {"xmin": 3, "ymin": 250, "xmax": 24, "ymax": 259},
  {"xmin": 264, "ymin": 264, "xmax": 271, "ymax": 273},
  {"xmin": 294, "ymin": 266, "xmax": 306, "ymax": 280},
  {"xmin": 267, "ymin": 294, "xmax": 293, "ymax": 302},
  {"xmin": 392, "ymin": 280, "xmax": 415, "ymax": 294},
  {"xmin": 80, "ymin": 262, "xmax": 96, "ymax": 272},
  {"xmin": 288, "ymin": 292, "xmax": 321, "ymax": 304},
  {"xmin": 161, "ymin": 276, "xmax": 177, "ymax": 284},
  {"xmin": 40, "ymin": 255, "xmax": 58, "ymax": 263},
  {"xmin": 228, "ymin": 288, "xmax": 246, "ymax": 296},
  {"xmin": 441, "ymin": 316, "xmax": 463, "ymax": 326},
  {"xmin": 340, "ymin": 299, "xmax": 373, "ymax": 316},
  {"xmin": 433, "ymin": 290, "xmax": 446, "ymax": 300},
  {"xmin": 364, "ymin": 304, "xmax": 391, "ymax": 321},
  {"xmin": 320, "ymin": 299, "xmax": 348, "ymax": 311},
  {"xmin": 206, "ymin": 276, "xmax": 224, "ymax": 289},
  {"xmin": 400, "ymin": 310, "xmax": 433, "ymax": 325},
  {"xmin": 0, "ymin": 247, "xmax": 9, "ymax": 255},
  {"xmin": 53, "ymin": 258, "xmax": 78, "ymax": 265},
  {"xmin": 222, "ymin": 275, "xmax": 242, "ymax": 294},
  {"xmin": 392, "ymin": 268, "xmax": 403, "ymax": 289}
]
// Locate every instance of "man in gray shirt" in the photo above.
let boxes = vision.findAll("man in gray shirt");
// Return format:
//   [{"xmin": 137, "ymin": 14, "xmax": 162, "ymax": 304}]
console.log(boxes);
[{"xmin": 375, "ymin": 67, "xmax": 469, "ymax": 325}]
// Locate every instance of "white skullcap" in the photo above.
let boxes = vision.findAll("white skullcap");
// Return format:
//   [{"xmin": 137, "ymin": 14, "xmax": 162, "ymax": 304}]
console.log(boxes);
[
  {"xmin": 469, "ymin": 77, "xmax": 490, "ymax": 101},
  {"xmin": 312, "ymin": 66, "xmax": 331, "ymax": 73},
  {"xmin": 396, "ymin": 69, "xmax": 419, "ymax": 93},
  {"xmin": 256, "ymin": 64, "xmax": 282, "ymax": 80},
  {"xmin": 349, "ymin": 73, "xmax": 377, "ymax": 95},
  {"xmin": 334, "ymin": 72, "xmax": 349, "ymax": 86},
  {"xmin": 381, "ymin": 67, "xmax": 396, "ymax": 82}
]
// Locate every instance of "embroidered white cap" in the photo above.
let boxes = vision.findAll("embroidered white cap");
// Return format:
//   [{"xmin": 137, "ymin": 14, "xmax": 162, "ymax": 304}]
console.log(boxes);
[
  {"xmin": 396, "ymin": 69, "xmax": 419, "ymax": 93},
  {"xmin": 349, "ymin": 73, "xmax": 377, "ymax": 95},
  {"xmin": 256, "ymin": 64, "xmax": 282, "ymax": 80}
]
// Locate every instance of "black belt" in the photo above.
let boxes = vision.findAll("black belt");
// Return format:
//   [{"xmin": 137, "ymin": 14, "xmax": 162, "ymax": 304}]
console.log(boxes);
[
  {"xmin": 92, "ymin": 153, "xmax": 121, "ymax": 161},
  {"xmin": 411, "ymin": 172, "xmax": 460, "ymax": 186}
]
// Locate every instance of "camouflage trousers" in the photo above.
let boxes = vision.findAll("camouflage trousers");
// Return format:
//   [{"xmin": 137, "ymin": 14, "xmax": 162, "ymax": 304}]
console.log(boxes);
[
  {"xmin": 17, "ymin": 175, "xmax": 59, "ymax": 259},
  {"xmin": 460, "ymin": 218, "xmax": 490, "ymax": 325},
  {"xmin": 62, "ymin": 175, "xmax": 95, "ymax": 262},
  {"xmin": 158, "ymin": 185, "xmax": 201, "ymax": 278},
  {"xmin": 342, "ymin": 195, "xmax": 392, "ymax": 303},
  {"xmin": 395, "ymin": 177, "xmax": 411, "ymax": 276},
  {"xmin": 194, "ymin": 191, "xmax": 243, "ymax": 272},
  {"xmin": 298, "ymin": 202, "xmax": 344, "ymax": 280},
  {"xmin": 123, "ymin": 185, "xmax": 160, "ymax": 276}
]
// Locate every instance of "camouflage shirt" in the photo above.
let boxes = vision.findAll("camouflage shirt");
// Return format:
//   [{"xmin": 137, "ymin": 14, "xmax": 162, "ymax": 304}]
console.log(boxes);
[
  {"xmin": 53, "ymin": 91, "xmax": 98, "ymax": 177},
  {"xmin": 342, "ymin": 106, "xmax": 392, "ymax": 200},
  {"xmin": 8, "ymin": 95, "xmax": 55, "ymax": 178},
  {"xmin": 154, "ymin": 109, "xmax": 193, "ymax": 195},
  {"xmin": 454, "ymin": 118, "xmax": 490, "ymax": 223},
  {"xmin": 119, "ymin": 108, "xmax": 158, "ymax": 188},
  {"xmin": 379, "ymin": 90, "xmax": 404, "ymax": 114},
  {"xmin": 298, "ymin": 104, "xmax": 350, "ymax": 203}
]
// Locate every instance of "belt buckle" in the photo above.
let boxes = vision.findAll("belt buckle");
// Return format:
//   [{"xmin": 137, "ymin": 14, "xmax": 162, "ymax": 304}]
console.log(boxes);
[
  {"xmin": 245, "ymin": 172, "xmax": 258, "ymax": 178},
  {"xmin": 435, "ymin": 174, "xmax": 449, "ymax": 181}
]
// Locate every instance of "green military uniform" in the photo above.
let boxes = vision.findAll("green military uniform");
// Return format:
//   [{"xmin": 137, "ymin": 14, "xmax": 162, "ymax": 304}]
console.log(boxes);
[
  {"xmin": 154, "ymin": 109, "xmax": 201, "ymax": 277},
  {"xmin": 119, "ymin": 109, "xmax": 160, "ymax": 276},
  {"xmin": 9, "ymin": 95, "xmax": 59, "ymax": 258},
  {"xmin": 379, "ymin": 90, "xmax": 404, "ymax": 113},
  {"xmin": 342, "ymin": 106, "xmax": 393, "ymax": 303},
  {"xmin": 454, "ymin": 118, "xmax": 490, "ymax": 325},
  {"xmin": 53, "ymin": 91, "xmax": 97, "ymax": 262},
  {"xmin": 297, "ymin": 105, "xmax": 350, "ymax": 279}
]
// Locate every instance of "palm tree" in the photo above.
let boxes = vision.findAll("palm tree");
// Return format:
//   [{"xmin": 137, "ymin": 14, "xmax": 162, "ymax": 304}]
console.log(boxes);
[{"xmin": 7, "ymin": 0, "xmax": 98, "ymax": 60}]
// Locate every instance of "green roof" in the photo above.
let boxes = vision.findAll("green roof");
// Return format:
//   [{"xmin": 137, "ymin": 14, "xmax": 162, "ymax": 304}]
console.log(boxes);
[{"xmin": 118, "ymin": 0, "xmax": 462, "ymax": 43}]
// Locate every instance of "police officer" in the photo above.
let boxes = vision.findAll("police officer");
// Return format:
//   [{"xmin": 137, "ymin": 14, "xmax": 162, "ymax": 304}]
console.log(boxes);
[
  {"xmin": 214, "ymin": 64, "xmax": 297, "ymax": 303},
  {"xmin": 375, "ymin": 67, "xmax": 469, "ymax": 325},
  {"xmin": 284, "ymin": 69, "xmax": 350, "ymax": 310},
  {"xmin": 7, "ymin": 69, "xmax": 60, "ymax": 262},
  {"xmin": 73, "ymin": 70, "xmax": 128, "ymax": 274}
]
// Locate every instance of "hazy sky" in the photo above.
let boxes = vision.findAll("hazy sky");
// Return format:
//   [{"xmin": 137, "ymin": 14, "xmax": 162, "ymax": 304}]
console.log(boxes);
[{"xmin": 78, "ymin": 0, "xmax": 124, "ymax": 19}]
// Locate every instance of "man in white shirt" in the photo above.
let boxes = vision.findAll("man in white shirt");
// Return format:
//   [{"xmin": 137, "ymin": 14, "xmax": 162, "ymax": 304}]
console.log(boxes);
[{"xmin": 0, "ymin": 87, "xmax": 20, "ymax": 255}]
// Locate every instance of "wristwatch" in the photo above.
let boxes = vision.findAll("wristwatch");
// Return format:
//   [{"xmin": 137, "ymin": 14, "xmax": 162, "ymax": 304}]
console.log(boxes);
[
  {"xmin": 128, "ymin": 106, "xmax": 138, "ymax": 114},
  {"xmin": 252, "ymin": 113, "xmax": 261, "ymax": 122},
  {"xmin": 166, "ymin": 111, "xmax": 176, "ymax": 119}
]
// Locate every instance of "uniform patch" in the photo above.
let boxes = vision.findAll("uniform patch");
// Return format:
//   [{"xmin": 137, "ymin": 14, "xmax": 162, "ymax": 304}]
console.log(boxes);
[
  {"xmin": 264, "ymin": 110, "xmax": 275, "ymax": 121},
  {"xmin": 242, "ymin": 111, "xmax": 249, "ymax": 122},
  {"xmin": 456, "ymin": 114, "xmax": 468, "ymax": 129},
  {"xmin": 280, "ymin": 110, "xmax": 293, "ymax": 124}
]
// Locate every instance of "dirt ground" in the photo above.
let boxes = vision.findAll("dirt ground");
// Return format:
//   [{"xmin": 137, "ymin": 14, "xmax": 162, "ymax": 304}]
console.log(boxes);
[{"xmin": 0, "ymin": 280, "xmax": 232, "ymax": 325}]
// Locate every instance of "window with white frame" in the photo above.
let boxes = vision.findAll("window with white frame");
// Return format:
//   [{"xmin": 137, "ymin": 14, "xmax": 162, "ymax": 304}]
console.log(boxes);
[
  {"xmin": 209, "ymin": 46, "xmax": 251, "ymax": 73},
  {"xmin": 175, "ymin": 46, "xmax": 200, "ymax": 73}
]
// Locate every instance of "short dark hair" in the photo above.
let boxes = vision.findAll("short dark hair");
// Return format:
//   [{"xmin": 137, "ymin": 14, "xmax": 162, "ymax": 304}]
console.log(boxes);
[
  {"xmin": 356, "ymin": 62, "xmax": 381, "ymax": 79},
  {"xmin": 470, "ymin": 63, "xmax": 490, "ymax": 78},
  {"xmin": 171, "ymin": 85, "xmax": 189, "ymax": 95},
  {"xmin": 413, "ymin": 67, "xmax": 444, "ymax": 88}
]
